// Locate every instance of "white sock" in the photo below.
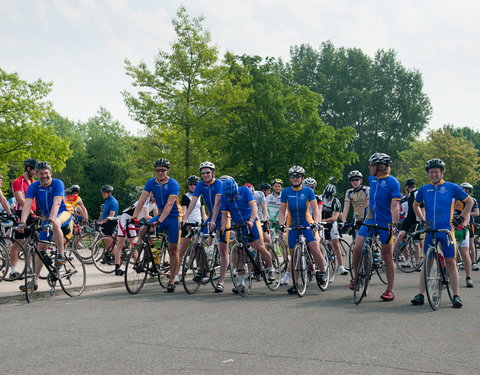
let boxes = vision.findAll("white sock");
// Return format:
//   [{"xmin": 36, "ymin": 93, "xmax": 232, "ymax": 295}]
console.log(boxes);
[
  {"xmin": 10, "ymin": 266, "xmax": 17, "ymax": 272},
  {"xmin": 238, "ymin": 275, "xmax": 245, "ymax": 285}
]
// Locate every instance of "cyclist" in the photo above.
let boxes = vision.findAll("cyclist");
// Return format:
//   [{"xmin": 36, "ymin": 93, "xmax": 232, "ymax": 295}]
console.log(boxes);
[
  {"xmin": 341, "ymin": 170, "xmax": 369, "ymax": 237},
  {"xmin": 392, "ymin": 178, "xmax": 423, "ymax": 270},
  {"xmin": 17, "ymin": 162, "xmax": 73, "ymax": 291},
  {"xmin": 98, "ymin": 185, "xmax": 119, "ymax": 235},
  {"xmin": 319, "ymin": 183, "xmax": 348, "ymax": 275},
  {"xmin": 411, "ymin": 158, "xmax": 473, "ymax": 308},
  {"xmin": 65, "ymin": 185, "xmax": 89, "ymax": 223},
  {"xmin": 220, "ymin": 178, "xmax": 276, "ymax": 294},
  {"xmin": 258, "ymin": 182, "xmax": 272, "ymax": 243},
  {"xmin": 277, "ymin": 166, "xmax": 327, "ymax": 293},
  {"xmin": 177, "ymin": 175, "xmax": 207, "ymax": 284},
  {"xmin": 266, "ymin": 178, "xmax": 283, "ymax": 226},
  {"xmin": 350, "ymin": 153, "xmax": 401, "ymax": 301},
  {"xmin": 0, "ymin": 175, "xmax": 13, "ymax": 216},
  {"xmin": 8, "ymin": 158, "xmax": 37, "ymax": 279},
  {"xmin": 459, "ymin": 183, "xmax": 479, "ymax": 272},
  {"xmin": 132, "ymin": 158, "xmax": 182, "ymax": 292},
  {"xmin": 182, "ymin": 161, "xmax": 228, "ymax": 293}
]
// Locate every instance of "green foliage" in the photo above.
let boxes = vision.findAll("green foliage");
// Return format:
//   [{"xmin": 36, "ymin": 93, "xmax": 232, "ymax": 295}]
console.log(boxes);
[
  {"xmin": 0, "ymin": 68, "xmax": 72, "ymax": 175},
  {"xmin": 398, "ymin": 129, "xmax": 480, "ymax": 187}
]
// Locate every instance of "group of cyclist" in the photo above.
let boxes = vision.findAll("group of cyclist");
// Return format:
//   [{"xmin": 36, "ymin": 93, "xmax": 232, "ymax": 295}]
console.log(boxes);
[{"xmin": 1, "ymin": 153, "xmax": 478, "ymax": 308}]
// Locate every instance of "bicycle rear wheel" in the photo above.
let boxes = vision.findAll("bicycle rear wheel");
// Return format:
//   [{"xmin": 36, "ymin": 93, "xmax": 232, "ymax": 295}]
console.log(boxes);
[
  {"xmin": 58, "ymin": 250, "xmax": 86, "ymax": 297},
  {"xmin": 73, "ymin": 233, "xmax": 97, "ymax": 264},
  {"xmin": 157, "ymin": 243, "xmax": 169, "ymax": 288},
  {"xmin": 348, "ymin": 240, "xmax": 355, "ymax": 278},
  {"xmin": 2, "ymin": 238, "xmax": 27, "ymax": 281},
  {"xmin": 424, "ymin": 247, "xmax": 442, "ymax": 310},
  {"xmin": 396, "ymin": 239, "xmax": 422, "ymax": 273},
  {"xmin": 182, "ymin": 244, "xmax": 206, "ymax": 295},
  {"xmin": 318, "ymin": 244, "xmax": 330, "ymax": 291},
  {"xmin": 24, "ymin": 246, "xmax": 36, "ymax": 303},
  {"xmin": 209, "ymin": 245, "xmax": 221, "ymax": 288},
  {"xmin": 92, "ymin": 236, "xmax": 116, "ymax": 273},
  {"xmin": 291, "ymin": 243, "xmax": 308, "ymax": 297},
  {"xmin": 353, "ymin": 245, "xmax": 372, "ymax": 305},
  {"xmin": 263, "ymin": 243, "xmax": 281, "ymax": 290},
  {"xmin": 0, "ymin": 243, "xmax": 10, "ymax": 281},
  {"xmin": 229, "ymin": 243, "xmax": 251, "ymax": 297},
  {"xmin": 124, "ymin": 243, "xmax": 149, "ymax": 294},
  {"xmin": 440, "ymin": 259, "xmax": 453, "ymax": 302},
  {"xmin": 339, "ymin": 238, "xmax": 350, "ymax": 271}
]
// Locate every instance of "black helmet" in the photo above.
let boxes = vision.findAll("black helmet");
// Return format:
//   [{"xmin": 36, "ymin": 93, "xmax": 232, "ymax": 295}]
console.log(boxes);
[
  {"xmin": 23, "ymin": 158, "xmax": 38, "ymax": 170},
  {"xmin": 100, "ymin": 185, "xmax": 114, "ymax": 193},
  {"xmin": 323, "ymin": 184, "xmax": 336, "ymax": 198},
  {"xmin": 368, "ymin": 153, "xmax": 392, "ymax": 166},
  {"xmin": 154, "ymin": 158, "xmax": 170, "ymax": 169},
  {"xmin": 187, "ymin": 175, "xmax": 199, "ymax": 184},
  {"xmin": 424, "ymin": 158, "xmax": 445, "ymax": 171},
  {"xmin": 404, "ymin": 178, "xmax": 416, "ymax": 187},
  {"xmin": 259, "ymin": 182, "xmax": 271, "ymax": 191},
  {"xmin": 35, "ymin": 161, "xmax": 52, "ymax": 171},
  {"xmin": 271, "ymin": 178, "xmax": 283, "ymax": 186},
  {"xmin": 70, "ymin": 184, "xmax": 80, "ymax": 194}
]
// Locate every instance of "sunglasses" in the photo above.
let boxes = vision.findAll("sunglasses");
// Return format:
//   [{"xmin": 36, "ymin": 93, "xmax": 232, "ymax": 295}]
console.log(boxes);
[
  {"xmin": 200, "ymin": 171, "xmax": 212, "ymax": 175},
  {"xmin": 155, "ymin": 169, "xmax": 168, "ymax": 173},
  {"xmin": 290, "ymin": 175, "xmax": 302, "ymax": 179},
  {"xmin": 188, "ymin": 183, "xmax": 197, "ymax": 186},
  {"xmin": 350, "ymin": 178, "xmax": 361, "ymax": 182}
]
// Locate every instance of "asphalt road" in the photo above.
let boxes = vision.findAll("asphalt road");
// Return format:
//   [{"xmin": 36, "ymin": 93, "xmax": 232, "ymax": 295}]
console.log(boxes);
[{"xmin": 2, "ymin": 270, "xmax": 480, "ymax": 375}]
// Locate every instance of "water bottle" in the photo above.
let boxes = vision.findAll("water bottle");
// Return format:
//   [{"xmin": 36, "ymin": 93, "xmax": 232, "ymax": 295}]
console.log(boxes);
[
  {"xmin": 373, "ymin": 250, "xmax": 381, "ymax": 265},
  {"xmin": 152, "ymin": 248, "xmax": 161, "ymax": 265},
  {"xmin": 248, "ymin": 246, "xmax": 256, "ymax": 258},
  {"xmin": 207, "ymin": 245, "xmax": 214, "ymax": 260},
  {"xmin": 41, "ymin": 250, "xmax": 53, "ymax": 266},
  {"xmin": 438, "ymin": 254, "xmax": 446, "ymax": 268}
]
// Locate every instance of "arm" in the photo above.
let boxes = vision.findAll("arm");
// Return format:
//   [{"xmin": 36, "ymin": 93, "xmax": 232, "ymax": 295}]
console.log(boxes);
[
  {"xmin": 278, "ymin": 203, "xmax": 287, "ymax": 226},
  {"xmin": 48, "ymin": 196, "xmax": 63, "ymax": 221},
  {"xmin": 391, "ymin": 199, "xmax": 400, "ymax": 225},
  {"xmin": 341, "ymin": 201, "xmax": 350, "ymax": 223},
  {"xmin": 210, "ymin": 194, "xmax": 222, "ymax": 224},
  {"xmin": 261, "ymin": 201, "xmax": 268, "ymax": 221},
  {"xmin": 413, "ymin": 202, "xmax": 425, "ymax": 222},
  {"xmin": 132, "ymin": 191, "xmax": 150, "ymax": 219},
  {"xmin": 460, "ymin": 196, "xmax": 474, "ymax": 225},
  {"xmin": 0, "ymin": 191, "xmax": 12, "ymax": 215},
  {"xmin": 20, "ymin": 199, "xmax": 33, "ymax": 224},
  {"xmin": 77, "ymin": 201, "xmax": 89, "ymax": 220},
  {"xmin": 201, "ymin": 205, "xmax": 208, "ymax": 221},
  {"xmin": 183, "ymin": 196, "xmax": 199, "ymax": 222},
  {"xmin": 156, "ymin": 195, "xmax": 177, "ymax": 223}
]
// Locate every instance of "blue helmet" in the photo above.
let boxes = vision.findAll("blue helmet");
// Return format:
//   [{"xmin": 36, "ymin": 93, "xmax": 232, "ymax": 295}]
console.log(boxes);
[{"xmin": 222, "ymin": 178, "xmax": 238, "ymax": 199}]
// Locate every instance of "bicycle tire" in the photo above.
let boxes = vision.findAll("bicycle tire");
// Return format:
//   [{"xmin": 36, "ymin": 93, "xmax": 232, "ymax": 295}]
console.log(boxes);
[
  {"xmin": 325, "ymin": 243, "xmax": 336, "ymax": 283},
  {"xmin": 58, "ymin": 249, "xmax": 86, "ymax": 297},
  {"xmin": 395, "ymin": 239, "xmax": 422, "ymax": 273},
  {"xmin": 0, "ymin": 243, "xmax": 10, "ymax": 281},
  {"xmin": 424, "ymin": 247, "xmax": 442, "ymax": 310},
  {"xmin": 318, "ymin": 244, "xmax": 330, "ymax": 291},
  {"xmin": 92, "ymin": 236, "xmax": 116, "ymax": 273},
  {"xmin": 263, "ymin": 243, "xmax": 281, "ymax": 290},
  {"xmin": 348, "ymin": 239, "xmax": 356, "ymax": 279},
  {"xmin": 124, "ymin": 243, "xmax": 149, "ymax": 294},
  {"xmin": 275, "ymin": 238, "xmax": 288, "ymax": 276},
  {"xmin": 229, "ymin": 243, "xmax": 251, "ymax": 297},
  {"xmin": 157, "ymin": 242, "xmax": 169, "ymax": 288},
  {"xmin": 440, "ymin": 260, "xmax": 453, "ymax": 302},
  {"xmin": 182, "ymin": 244, "xmax": 206, "ymax": 295},
  {"xmin": 24, "ymin": 245, "xmax": 36, "ymax": 303},
  {"xmin": 73, "ymin": 232, "xmax": 97, "ymax": 264},
  {"xmin": 209, "ymin": 245, "xmax": 221, "ymax": 288},
  {"xmin": 2, "ymin": 237, "xmax": 27, "ymax": 281},
  {"xmin": 353, "ymin": 243, "xmax": 372, "ymax": 305},
  {"xmin": 339, "ymin": 238, "xmax": 350, "ymax": 271},
  {"xmin": 291, "ymin": 243, "xmax": 308, "ymax": 297}
]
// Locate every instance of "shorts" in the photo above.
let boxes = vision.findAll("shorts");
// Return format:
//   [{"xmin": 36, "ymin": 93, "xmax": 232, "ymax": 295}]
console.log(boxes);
[
  {"xmin": 148, "ymin": 215, "xmax": 180, "ymax": 244},
  {"xmin": 117, "ymin": 213, "xmax": 138, "ymax": 238},
  {"xmin": 358, "ymin": 220, "xmax": 392, "ymax": 245},
  {"xmin": 287, "ymin": 224, "xmax": 316, "ymax": 249},
  {"xmin": 454, "ymin": 227, "xmax": 470, "ymax": 248},
  {"xmin": 324, "ymin": 222, "xmax": 340, "ymax": 241},
  {"xmin": 101, "ymin": 219, "xmax": 117, "ymax": 236},
  {"xmin": 234, "ymin": 219, "xmax": 263, "ymax": 243},
  {"xmin": 39, "ymin": 211, "xmax": 73, "ymax": 241},
  {"xmin": 14, "ymin": 210, "xmax": 34, "ymax": 239},
  {"xmin": 203, "ymin": 216, "xmax": 230, "ymax": 243},
  {"xmin": 424, "ymin": 231, "xmax": 456, "ymax": 259}
]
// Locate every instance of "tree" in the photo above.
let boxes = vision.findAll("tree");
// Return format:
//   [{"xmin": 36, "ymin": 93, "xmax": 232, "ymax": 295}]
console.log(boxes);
[
  {"xmin": 123, "ymin": 6, "xmax": 250, "ymax": 179},
  {"xmin": 398, "ymin": 129, "xmax": 480, "ymax": 186},
  {"xmin": 287, "ymin": 42, "xmax": 432, "ymax": 170},
  {"xmin": 0, "ymin": 68, "xmax": 72, "ymax": 172},
  {"xmin": 215, "ymin": 55, "xmax": 357, "ymax": 186}
]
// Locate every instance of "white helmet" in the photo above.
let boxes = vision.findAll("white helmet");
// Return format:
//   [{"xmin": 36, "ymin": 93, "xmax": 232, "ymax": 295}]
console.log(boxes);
[
  {"xmin": 303, "ymin": 177, "xmax": 317, "ymax": 187},
  {"xmin": 199, "ymin": 161, "xmax": 215, "ymax": 171},
  {"xmin": 288, "ymin": 165, "xmax": 305, "ymax": 176}
]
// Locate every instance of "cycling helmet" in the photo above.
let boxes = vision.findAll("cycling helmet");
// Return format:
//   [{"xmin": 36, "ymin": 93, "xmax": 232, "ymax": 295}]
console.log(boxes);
[
  {"xmin": 404, "ymin": 178, "xmax": 416, "ymax": 187},
  {"xmin": 348, "ymin": 170, "xmax": 363, "ymax": 180},
  {"xmin": 303, "ymin": 177, "xmax": 317, "ymax": 187},
  {"xmin": 35, "ymin": 161, "xmax": 52, "ymax": 171},
  {"xmin": 424, "ymin": 158, "xmax": 445, "ymax": 171},
  {"xmin": 187, "ymin": 175, "xmax": 199, "ymax": 184},
  {"xmin": 23, "ymin": 158, "xmax": 38, "ymax": 170},
  {"xmin": 199, "ymin": 161, "xmax": 215, "ymax": 171},
  {"xmin": 244, "ymin": 182, "xmax": 254, "ymax": 193},
  {"xmin": 70, "ymin": 185, "xmax": 80, "ymax": 194},
  {"xmin": 65, "ymin": 188, "xmax": 72, "ymax": 195},
  {"xmin": 223, "ymin": 178, "xmax": 238, "ymax": 199},
  {"xmin": 271, "ymin": 178, "xmax": 283, "ymax": 186},
  {"xmin": 288, "ymin": 165, "xmax": 305, "ymax": 177},
  {"xmin": 100, "ymin": 185, "xmax": 114, "ymax": 193},
  {"xmin": 218, "ymin": 175, "xmax": 233, "ymax": 182},
  {"xmin": 460, "ymin": 182, "xmax": 474, "ymax": 190},
  {"xmin": 323, "ymin": 184, "xmax": 336, "ymax": 198},
  {"xmin": 259, "ymin": 182, "xmax": 272, "ymax": 191},
  {"xmin": 154, "ymin": 158, "xmax": 170, "ymax": 169},
  {"xmin": 368, "ymin": 153, "xmax": 392, "ymax": 166}
]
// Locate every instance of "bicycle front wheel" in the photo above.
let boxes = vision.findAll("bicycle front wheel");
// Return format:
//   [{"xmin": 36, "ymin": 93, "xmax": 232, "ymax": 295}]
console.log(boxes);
[
  {"xmin": 348, "ymin": 240, "xmax": 356, "ymax": 279},
  {"xmin": 318, "ymin": 244, "xmax": 330, "ymax": 291},
  {"xmin": 24, "ymin": 246, "xmax": 36, "ymax": 303},
  {"xmin": 353, "ymin": 245, "xmax": 372, "ymax": 305},
  {"xmin": 182, "ymin": 244, "xmax": 206, "ymax": 295},
  {"xmin": 0, "ymin": 243, "xmax": 10, "ymax": 281},
  {"xmin": 124, "ymin": 244, "xmax": 149, "ymax": 295},
  {"xmin": 209, "ymin": 245, "xmax": 221, "ymax": 288},
  {"xmin": 73, "ymin": 233, "xmax": 97, "ymax": 264},
  {"xmin": 92, "ymin": 236, "xmax": 116, "ymax": 273},
  {"xmin": 58, "ymin": 250, "xmax": 86, "ymax": 297},
  {"xmin": 229, "ymin": 243, "xmax": 251, "ymax": 297},
  {"xmin": 424, "ymin": 247, "xmax": 442, "ymax": 310},
  {"xmin": 263, "ymin": 243, "xmax": 281, "ymax": 290},
  {"xmin": 291, "ymin": 243, "xmax": 308, "ymax": 297}
]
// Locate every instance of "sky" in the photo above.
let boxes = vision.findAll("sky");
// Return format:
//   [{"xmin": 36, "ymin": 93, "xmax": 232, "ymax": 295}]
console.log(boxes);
[{"xmin": 2, "ymin": 0, "xmax": 480, "ymax": 135}]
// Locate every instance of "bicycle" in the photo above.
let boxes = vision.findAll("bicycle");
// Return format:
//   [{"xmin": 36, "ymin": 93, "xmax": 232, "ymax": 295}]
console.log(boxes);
[
  {"xmin": 181, "ymin": 223, "xmax": 220, "ymax": 294},
  {"xmin": 22, "ymin": 219, "xmax": 86, "ymax": 302},
  {"xmin": 268, "ymin": 220, "xmax": 288, "ymax": 278},
  {"xmin": 352, "ymin": 223, "xmax": 390, "ymax": 305},
  {"xmin": 394, "ymin": 224, "xmax": 423, "ymax": 273},
  {"xmin": 124, "ymin": 220, "xmax": 169, "ymax": 294},
  {"xmin": 412, "ymin": 228, "xmax": 454, "ymax": 310},
  {"xmin": 71, "ymin": 220, "xmax": 102, "ymax": 264},
  {"xmin": 0, "ymin": 214, "xmax": 27, "ymax": 281},
  {"xmin": 318, "ymin": 223, "xmax": 350, "ymax": 282},
  {"xmin": 288, "ymin": 225, "xmax": 328, "ymax": 297},
  {"xmin": 227, "ymin": 224, "xmax": 280, "ymax": 297}
]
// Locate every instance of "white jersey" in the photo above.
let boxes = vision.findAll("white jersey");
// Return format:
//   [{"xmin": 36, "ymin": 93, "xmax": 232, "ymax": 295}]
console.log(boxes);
[
  {"xmin": 253, "ymin": 190, "xmax": 266, "ymax": 220},
  {"xmin": 182, "ymin": 192, "xmax": 203, "ymax": 224},
  {"xmin": 266, "ymin": 193, "xmax": 281, "ymax": 222}
]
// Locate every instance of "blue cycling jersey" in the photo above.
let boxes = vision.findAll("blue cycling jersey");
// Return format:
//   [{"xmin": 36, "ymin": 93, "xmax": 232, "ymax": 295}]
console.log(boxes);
[
  {"xmin": 367, "ymin": 174, "xmax": 402, "ymax": 223},
  {"xmin": 221, "ymin": 186, "xmax": 255, "ymax": 223},
  {"xmin": 415, "ymin": 180, "xmax": 469, "ymax": 230},
  {"xmin": 193, "ymin": 178, "xmax": 222, "ymax": 217},
  {"xmin": 144, "ymin": 177, "xmax": 181, "ymax": 217},
  {"xmin": 102, "ymin": 195, "xmax": 119, "ymax": 220},
  {"xmin": 25, "ymin": 179, "xmax": 69, "ymax": 218},
  {"xmin": 280, "ymin": 186, "xmax": 316, "ymax": 225}
]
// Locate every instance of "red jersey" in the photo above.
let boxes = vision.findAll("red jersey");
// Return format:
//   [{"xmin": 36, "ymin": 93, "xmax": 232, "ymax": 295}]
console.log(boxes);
[{"xmin": 12, "ymin": 175, "xmax": 36, "ymax": 211}]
